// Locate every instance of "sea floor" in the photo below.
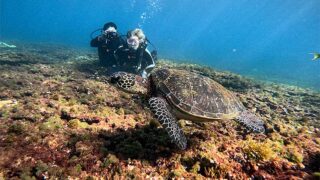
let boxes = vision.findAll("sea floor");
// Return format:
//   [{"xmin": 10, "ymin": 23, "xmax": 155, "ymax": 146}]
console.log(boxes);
[{"xmin": 0, "ymin": 42, "xmax": 319, "ymax": 179}]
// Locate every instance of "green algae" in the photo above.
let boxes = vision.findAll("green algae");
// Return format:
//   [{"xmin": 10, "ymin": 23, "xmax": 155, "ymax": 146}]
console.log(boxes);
[
  {"xmin": 181, "ymin": 153, "xmax": 230, "ymax": 178},
  {"xmin": 285, "ymin": 145, "xmax": 304, "ymax": 163},
  {"xmin": 68, "ymin": 119, "xmax": 89, "ymax": 129},
  {"xmin": 68, "ymin": 164, "xmax": 82, "ymax": 177},
  {"xmin": 0, "ymin": 106, "xmax": 11, "ymax": 118},
  {"xmin": 102, "ymin": 154, "xmax": 119, "ymax": 167},
  {"xmin": 190, "ymin": 161, "xmax": 201, "ymax": 173},
  {"xmin": 19, "ymin": 171, "xmax": 36, "ymax": 180},
  {"xmin": 39, "ymin": 115, "xmax": 64, "ymax": 132},
  {"xmin": 115, "ymin": 108, "xmax": 125, "ymax": 116},
  {"xmin": 313, "ymin": 172, "xmax": 320, "ymax": 179},
  {"xmin": 34, "ymin": 161, "xmax": 49, "ymax": 178},
  {"xmin": 1, "ymin": 44, "xmax": 320, "ymax": 179},
  {"xmin": 8, "ymin": 122, "xmax": 26, "ymax": 135},
  {"xmin": 242, "ymin": 138, "xmax": 281, "ymax": 161},
  {"xmin": 116, "ymin": 140, "xmax": 144, "ymax": 158}
]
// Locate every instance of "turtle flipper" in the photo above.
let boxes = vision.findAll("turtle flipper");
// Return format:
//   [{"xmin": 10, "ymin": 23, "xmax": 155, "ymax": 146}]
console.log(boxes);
[
  {"xmin": 149, "ymin": 97, "xmax": 187, "ymax": 150},
  {"xmin": 236, "ymin": 110, "xmax": 265, "ymax": 133},
  {"xmin": 110, "ymin": 72, "xmax": 136, "ymax": 90}
]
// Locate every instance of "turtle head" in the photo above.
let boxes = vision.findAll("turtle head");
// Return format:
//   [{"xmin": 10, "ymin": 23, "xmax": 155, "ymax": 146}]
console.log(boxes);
[
  {"xmin": 146, "ymin": 68, "xmax": 168, "ymax": 96},
  {"xmin": 109, "ymin": 71, "xmax": 148, "ymax": 95},
  {"xmin": 151, "ymin": 68, "xmax": 171, "ymax": 82},
  {"xmin": 110, "ymin": 72, "xmax": 135, "ymax": 90}
]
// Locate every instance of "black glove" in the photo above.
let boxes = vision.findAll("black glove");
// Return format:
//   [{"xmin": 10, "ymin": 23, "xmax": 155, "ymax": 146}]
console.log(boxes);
[
  {"xmin": 97, "ymin": 35, "xmax": 107, "ymax": 42},
  {"xmin": 140, "ymin": 42, "xmax": 147, "ymax": 50},
  {"xmin": 151, "ymin": 50, "xmax": 157, "ymax": 61},
  {"xmin": 106, "ymin": 32, "xmax": 118, "ymax": 39}
]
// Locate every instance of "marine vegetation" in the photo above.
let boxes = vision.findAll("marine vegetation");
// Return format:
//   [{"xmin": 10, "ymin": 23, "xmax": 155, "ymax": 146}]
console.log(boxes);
[{"xmin": 0, "ymin": 42, "xmax": 319, "ymax": 179}]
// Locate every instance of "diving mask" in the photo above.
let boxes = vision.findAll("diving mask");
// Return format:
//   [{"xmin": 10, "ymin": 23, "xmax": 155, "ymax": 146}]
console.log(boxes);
[{"xmin": 127, "ymin": 36, "xmax": 140, "ymax": 50}]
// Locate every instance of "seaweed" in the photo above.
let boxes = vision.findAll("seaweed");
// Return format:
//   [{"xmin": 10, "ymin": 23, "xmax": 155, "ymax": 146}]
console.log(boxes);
[{"xmin": 0, "ymin": 43, "xmax": 319, "ymax": 179}]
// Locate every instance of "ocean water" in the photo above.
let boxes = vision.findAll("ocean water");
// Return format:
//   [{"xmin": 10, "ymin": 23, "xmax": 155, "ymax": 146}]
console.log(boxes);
[{"xmin": 1, "ymin": 0, "xmax": 319, "ymax": 90}]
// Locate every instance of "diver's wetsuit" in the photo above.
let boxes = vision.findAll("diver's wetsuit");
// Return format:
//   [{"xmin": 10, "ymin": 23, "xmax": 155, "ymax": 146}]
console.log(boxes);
[
  {"xmin": 90, "ymin": 34, "xmax": 124, "ymax": 67},
  {"xmin": 114, "ymin": 43, "xmax": 155, "ymax": 77}
]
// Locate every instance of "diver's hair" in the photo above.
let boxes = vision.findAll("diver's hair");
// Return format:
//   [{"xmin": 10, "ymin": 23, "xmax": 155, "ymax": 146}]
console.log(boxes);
[
  {"xmin": 128, "ymin": 28, "xmax": 146, "ymax": 43},
  {"xmin": 103, "ymin": 22, "xmax": 117, "ymax": 30}
]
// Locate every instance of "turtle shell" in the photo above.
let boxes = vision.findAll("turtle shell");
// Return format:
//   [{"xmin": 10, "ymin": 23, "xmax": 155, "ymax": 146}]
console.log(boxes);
[{"xmin": 150, "ymin": 68, "xmax": 246, "ymax": 121}]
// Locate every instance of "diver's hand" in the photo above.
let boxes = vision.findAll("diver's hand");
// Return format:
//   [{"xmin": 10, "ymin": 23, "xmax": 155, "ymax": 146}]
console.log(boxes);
[{"xmin": 97, "ymin": 35, "xmax": 106, "ymax": 42}]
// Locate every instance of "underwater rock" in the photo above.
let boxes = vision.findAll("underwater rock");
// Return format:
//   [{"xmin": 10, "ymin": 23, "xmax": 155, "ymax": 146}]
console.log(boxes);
[
  {"xmin": 60, "ymin": 109, "xmax": 73, "ymax": 120},
  {"xmin": 21, "ymin": 90, "xmax": 34, "ymax": 97},
  {"xmin": 77, "ymin": 115, "xmax": 105, "ymax": 124},
  {"xmin": 0, "ymin": 43, "xmax": 319, "ymax": 179}
]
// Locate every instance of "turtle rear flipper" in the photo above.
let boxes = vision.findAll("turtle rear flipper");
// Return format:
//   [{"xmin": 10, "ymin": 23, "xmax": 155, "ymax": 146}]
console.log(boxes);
[
  {"xmin": 149, "ymin": 97, "xmax": 187, "ymax": 150},
  {"xmin": 236, "ymin": 110, "xmax": 265, "ymax": 133}
]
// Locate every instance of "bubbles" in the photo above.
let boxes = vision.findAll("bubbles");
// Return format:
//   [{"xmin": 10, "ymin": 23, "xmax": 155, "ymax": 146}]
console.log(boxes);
[
  {"xmin": 138, "ymin": 0, "xmax": 162, "ymax": 28},
  {"xmin": 140, "ymin": 12, "xmax": 147, "ymax": 20},
  {"xmin": 130, "ymin": 0, "xmax": 136, "ymax": 9}
]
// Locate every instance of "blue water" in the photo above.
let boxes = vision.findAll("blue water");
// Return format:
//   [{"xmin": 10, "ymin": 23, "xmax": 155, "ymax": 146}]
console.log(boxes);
[{"xmin": 1, "ymin": 0, "xmax": 320, "ymax": 90}]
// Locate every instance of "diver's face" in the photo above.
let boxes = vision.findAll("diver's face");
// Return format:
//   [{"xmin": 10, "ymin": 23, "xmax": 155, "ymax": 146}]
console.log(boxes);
[
  {"xmin": 103, "ymin": 27, "xmax": 116, "ymax": 35},
  {"xmin": 127, "ymin": 36, "xmax": 140, "ymax": 50}
]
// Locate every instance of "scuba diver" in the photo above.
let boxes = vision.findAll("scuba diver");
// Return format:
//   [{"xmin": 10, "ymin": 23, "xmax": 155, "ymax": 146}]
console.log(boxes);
[
  {"xmin": 90, "ymin": 22, "xmax": 124, "ymax": 67},
  {"xmin": 114, "ymin": 28, "xmax": 157, "ymax": 78}
]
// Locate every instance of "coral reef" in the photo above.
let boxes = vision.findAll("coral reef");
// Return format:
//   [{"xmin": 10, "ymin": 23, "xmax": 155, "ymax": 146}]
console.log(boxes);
[{"xmin": 0, "ymin": 42, "xmax": 319, "ymax": 179}]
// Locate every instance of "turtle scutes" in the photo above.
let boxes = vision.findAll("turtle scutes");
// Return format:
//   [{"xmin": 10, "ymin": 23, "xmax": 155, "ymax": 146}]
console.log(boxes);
[
  {"xmin": 150, "ymin": 68, "xmax": 247, "ymax": 121},
  {"xmin": 110, "ymin": 68, "xmax": 265, "ymax": 150}
]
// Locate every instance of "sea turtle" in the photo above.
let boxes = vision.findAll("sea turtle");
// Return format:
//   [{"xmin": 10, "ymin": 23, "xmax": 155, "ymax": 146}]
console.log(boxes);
[{"xmin": 110, "ymin": 68, "xmax": 265, "ymax": 150}]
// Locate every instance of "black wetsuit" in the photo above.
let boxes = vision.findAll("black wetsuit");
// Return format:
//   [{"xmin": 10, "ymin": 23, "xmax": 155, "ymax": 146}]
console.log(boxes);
[
  {"xmin": 90, "ymin": 34, "xmax": 124, "ymax": 67},
  {"xmin": 114, "ymin": 43, "xmax": 155, "ymax": 76}
]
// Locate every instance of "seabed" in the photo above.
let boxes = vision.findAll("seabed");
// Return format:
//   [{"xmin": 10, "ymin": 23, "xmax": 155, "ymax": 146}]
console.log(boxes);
[{"xmin": 0, "ymin": 42, "xmax": 319, "ymax": 179}]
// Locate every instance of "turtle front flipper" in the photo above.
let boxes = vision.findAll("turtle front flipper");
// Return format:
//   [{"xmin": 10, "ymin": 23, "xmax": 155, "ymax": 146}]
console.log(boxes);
[
  {"xmin": 110, "ymin": 72, "xmax": 136, "ymax": 90},
  {"xmin": 149, "ymin": 97, "xmax": 187, "ymax": 150},
  {"xmin": 236, "ymin": 110, "xmax": 265, "ymax": 133}
]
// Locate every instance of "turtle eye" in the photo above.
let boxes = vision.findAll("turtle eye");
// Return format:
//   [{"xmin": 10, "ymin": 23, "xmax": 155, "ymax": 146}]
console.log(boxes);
[
  {"xmin": 110, "ymin": 72, "xmax": 122, "ymax": 84},
  {"xmin": 110, "ymin": 76, "xmax": 120, "ymax": 84}
]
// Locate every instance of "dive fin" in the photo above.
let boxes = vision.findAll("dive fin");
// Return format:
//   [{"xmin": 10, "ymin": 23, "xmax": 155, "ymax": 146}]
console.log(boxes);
[{"xmin": 309, "ymin": 53, "xmax": 320, "ymax": 61}]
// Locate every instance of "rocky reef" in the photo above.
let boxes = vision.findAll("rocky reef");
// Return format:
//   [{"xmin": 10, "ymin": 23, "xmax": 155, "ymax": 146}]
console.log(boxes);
[{"xmin": 0, "ymin": 42, "xmax": 319, "ymax": 179}]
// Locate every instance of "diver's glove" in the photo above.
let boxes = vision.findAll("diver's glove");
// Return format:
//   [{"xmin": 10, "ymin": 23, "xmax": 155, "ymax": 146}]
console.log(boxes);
[
  {"xmin": 97, "ymin": 35, "xmax": 107, "ymax": 42},
  {"xmin": 140, "ymin": 42, "xmax": 148, "ymax": 50},
  {"xmin": 141, "ymin": 70, "xmax": 148, "ymax": 79},
  {"xmin": 151, "ymin": 50, "xmax": 157, "ymax": 62},
  {"xmin": 106, "ymin": 32, "xmax": 118, "ymax": 39}
]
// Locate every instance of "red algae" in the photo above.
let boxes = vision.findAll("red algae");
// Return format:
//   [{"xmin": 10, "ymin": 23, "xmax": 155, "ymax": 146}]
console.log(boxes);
[{"xmin": 0, "ymin": 43, "xmax": 319, "ymax": 179}]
